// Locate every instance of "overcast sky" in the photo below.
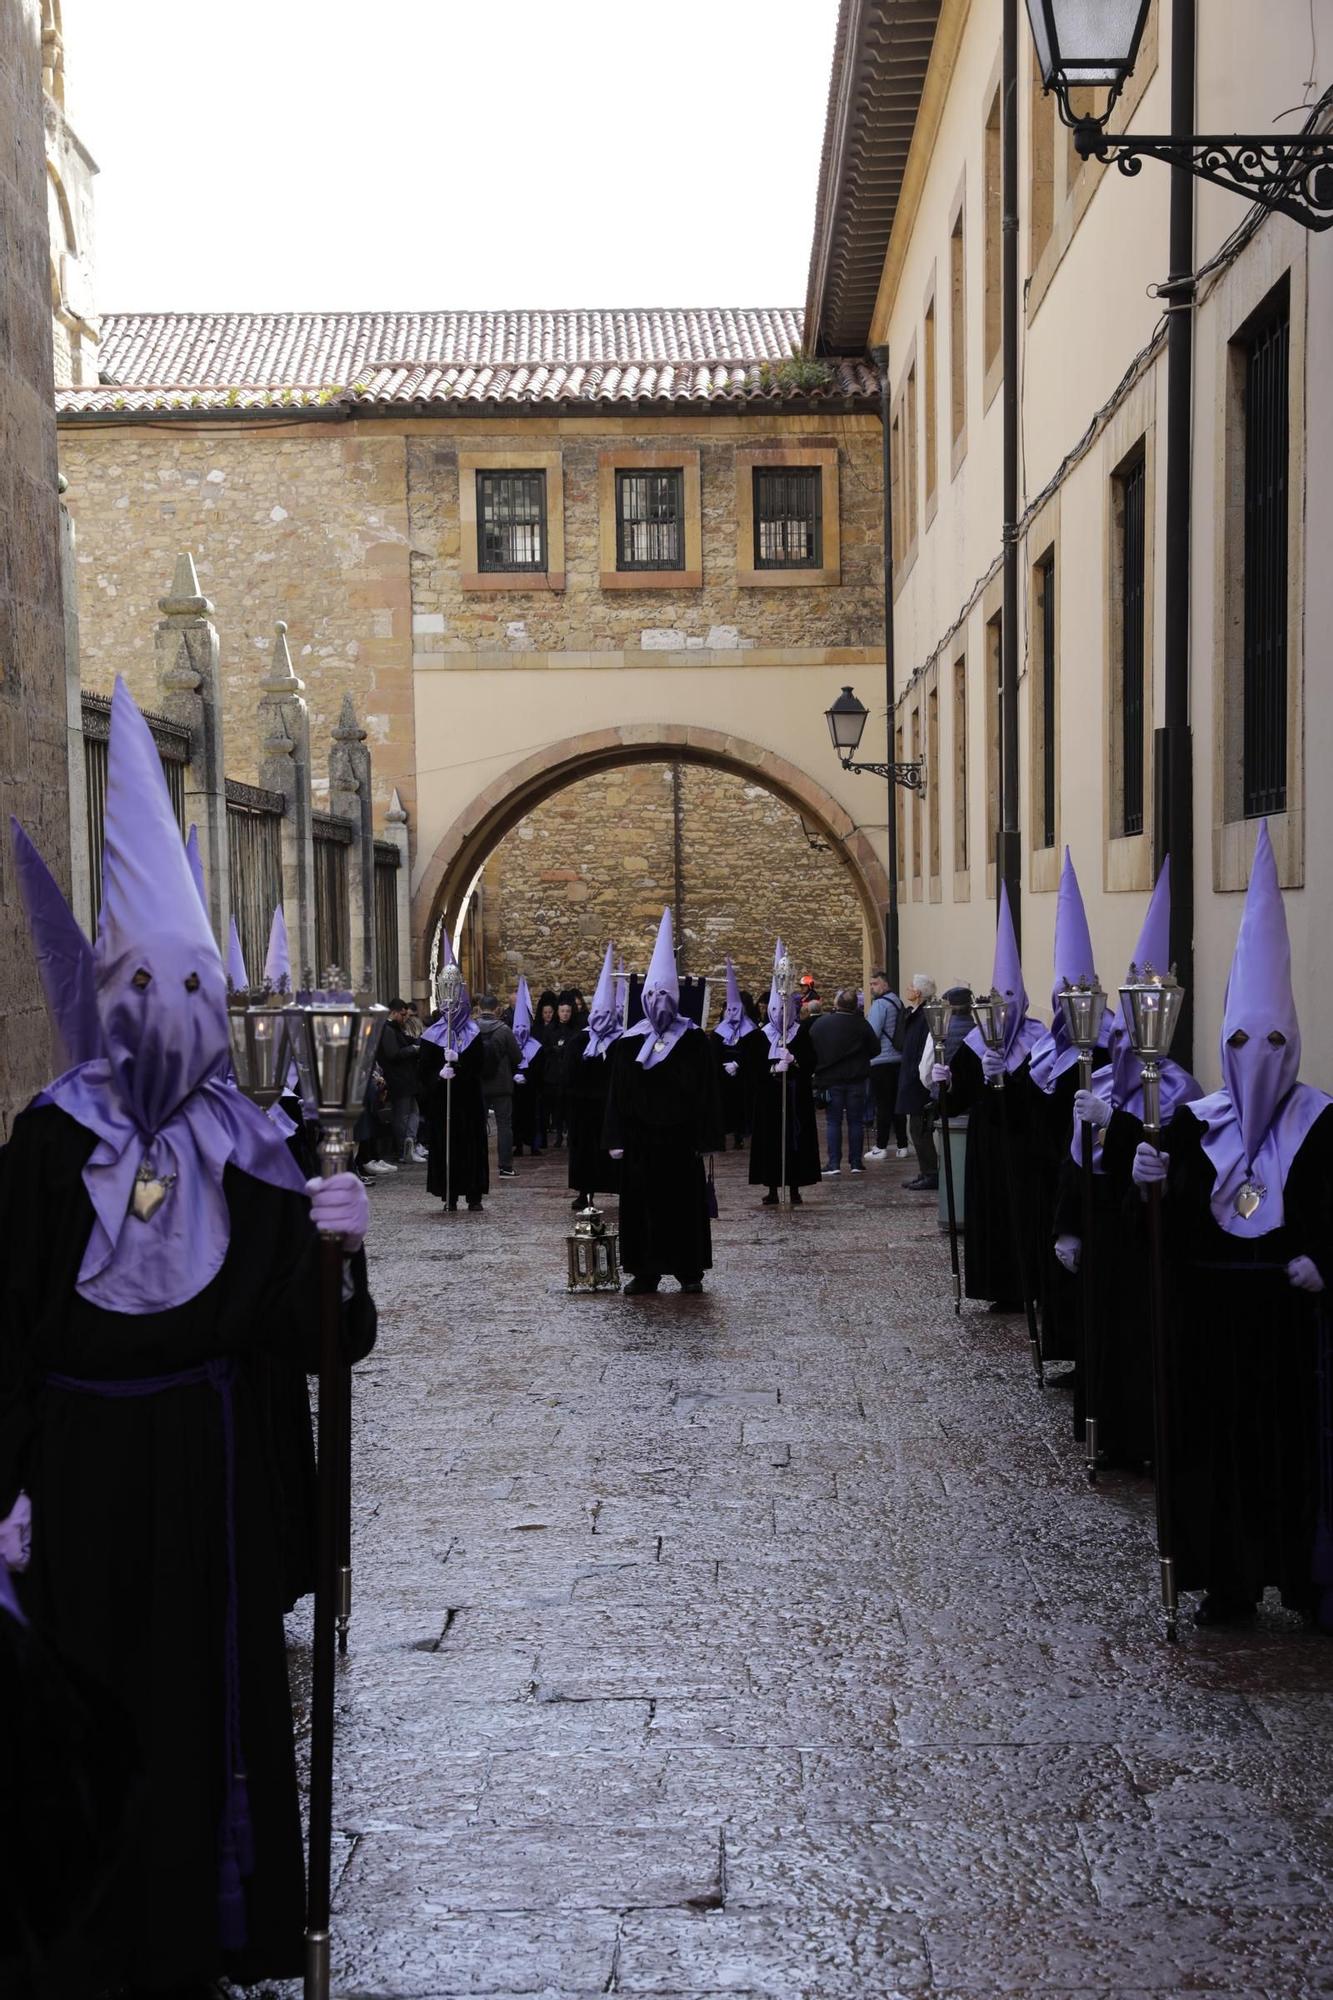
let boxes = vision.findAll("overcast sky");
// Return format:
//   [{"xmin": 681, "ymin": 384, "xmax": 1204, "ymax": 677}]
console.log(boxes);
[{"xmin": 61, "ymin": 0, "xmax": 840, "ymax": 316}]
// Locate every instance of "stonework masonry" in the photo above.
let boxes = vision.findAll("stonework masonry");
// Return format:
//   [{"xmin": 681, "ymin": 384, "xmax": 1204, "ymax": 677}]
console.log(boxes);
[
  {"xmin": 1, "ymin": 0, "xmax": 72, "ymax": 1134},
  {"xmin": 478, "ymin": 760, "xmax": 864, "ymax": 996}
]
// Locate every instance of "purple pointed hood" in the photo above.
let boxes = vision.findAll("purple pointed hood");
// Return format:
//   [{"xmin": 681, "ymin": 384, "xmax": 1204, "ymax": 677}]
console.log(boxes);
[
  {"xmin": 423, "ymin": 924, "xmax": 478, "ymax": 1053},
  {"xmin": 628, "ymin": 908, "xmax": 692, "ymax": 1068},
  {"xmin": 10, "ymin": 817, "xmax": 101, "ymax": 1071},
  {"xmin": 1186, "ymin": 822, "xmax": 1329, "ymax": 1233},
  {"xmin": 1031, "ymin": 850, "xmax": 1099, "ymax": 1093},
  {"xmin": 714, "ymin": 955, "xmax": 756, "ymax": 1047},
  {"xmin": 264, "ymin": 905, "xmax": 292, "ymax": 994},
  {"xmin": 965, "ymin": 884, "xmax": 1043, "ymax": 1072},
  {"xmin": 1074, "ymin": 856, "xmax": 1202, "ymax": 1168},
  {"xmin": 226, "ymin": 917, "xmax": 249, "ymax": 993},
  {"xmin": 40, "ymin": 681, "xmax": 306, "ymax": 1312},
  {"xmin": 185, "ymin": 823, "xmax": 207, "ymax": 912},
  {"xmin": 762, "ymin": 939, "xmax": 799, "ymax": 1056},
  {"xmin": 584, "ymin": 943, "xmax": 622, "ymax": 1058},
  {"xmin": 615, "ymin": 957, "xmax": 628, "ymax": 1023}
]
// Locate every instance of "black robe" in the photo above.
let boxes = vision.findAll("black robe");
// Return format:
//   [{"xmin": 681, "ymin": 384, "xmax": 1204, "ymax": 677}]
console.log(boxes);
[
  {"xmin": 603, "ymin": 1028, "xmax": 721, "ymax": 1281},
  {"xmin": 542, "ymin": 1023, "xmax": 579, "ymax": 1144},
  {"xmin": 419, "ymin": 1034, "xmax": 489, "ymax": 1205},
  {"xmin": 944, "ymin": 1045, "xmax": 1043, "ymax": 1306},
  {"xmin": 0, "ymin": 1103, "xmax": 376, "ymax": 1993},
  {"xmin": 712, "ymin": 1026, "xmax": 758, "ymax": 1146},
  {"xmin": 512, "ymin": 1045, "xmax": 544, "ymax": 1152},
  {"xmin": 744, "ymin": 1023, "xmax": 822, "ymax": 1192},
  {"xmin": 567, "ymin": 1031, "xmax": 621, "ymax": 1201},
  {"xmin": 1151, "ymin": 1104, "xmax": 1333, "ymax": 1617},
  {"xmin": 1030, "ymin": 1052, "xmax": 1108, "ymax": 1363},
  {"xmin": 1055, "ymin": 1105, "xmax": 1156, "ymax": 1464}
]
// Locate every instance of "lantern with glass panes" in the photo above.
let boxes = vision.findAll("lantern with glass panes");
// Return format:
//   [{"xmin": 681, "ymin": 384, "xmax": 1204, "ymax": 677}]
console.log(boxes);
[{"xmin": 566, "ymin": 1205, "xmax": 621, "ymax": 1293}]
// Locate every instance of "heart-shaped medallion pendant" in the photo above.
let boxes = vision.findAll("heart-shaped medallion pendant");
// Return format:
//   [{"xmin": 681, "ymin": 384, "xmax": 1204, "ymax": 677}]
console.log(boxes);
[
  {"xmin": 131, "ymin": 1164, "xmax": 176, "ymax": 1223},
  {"xmin": 1234, "ymin": 1180, "xmax": 1265, "ymax": 1221}
]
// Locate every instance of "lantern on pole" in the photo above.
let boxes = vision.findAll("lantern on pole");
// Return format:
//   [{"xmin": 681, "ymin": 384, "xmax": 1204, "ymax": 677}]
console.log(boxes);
[
  {"xmin": 969, "ymin": 990, "xmax": 1009, "ymax": 1086},
  {"xmin": 968, "ymin": 989, "xmax": 1043, "ymax": 1385},
  {"xmin": 773, "ymin": 949, "xmax": 796, "ymax": 1208}
]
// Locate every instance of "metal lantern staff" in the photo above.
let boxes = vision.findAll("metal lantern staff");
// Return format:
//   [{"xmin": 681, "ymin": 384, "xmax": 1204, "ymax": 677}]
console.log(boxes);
[
  {"xmin": 970, "ymin": 989, "xmax": 1044, "ymax": 1387},
  {"xmin": 1058, "ymin": 977, "xmax": 1110, "ymax": 1483},
  {"xmin": 1119, "ymin": 964, "xmax": 1186, "ymax": 1643},
  {"xmin": 923, "ymin": 992, "xmax": 961, "ymax": 1314},
  {"xmin": 282, "ymin": 979, "xmax": 387, "ymax": 1999},
  {"xmin": 773, "ymin": 949, "xmax": 796, "ymax": 1208},
  {"xmin": 437, "ymin": 959, "xmax": 464, "ymax": 1213}
]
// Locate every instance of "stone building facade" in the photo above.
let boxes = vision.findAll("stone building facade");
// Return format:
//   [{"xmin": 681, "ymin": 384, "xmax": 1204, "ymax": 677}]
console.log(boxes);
[
  {"xmin": 58, "ymin": 314, "xmax": 892, "ymax": 989},
  {"xmin": 1, "ymin": 0, "xmax": 72, "ymax": 1133},
  {"xmin": 41, "ymin": 0, "xmax": 97, "ymax": 388}
]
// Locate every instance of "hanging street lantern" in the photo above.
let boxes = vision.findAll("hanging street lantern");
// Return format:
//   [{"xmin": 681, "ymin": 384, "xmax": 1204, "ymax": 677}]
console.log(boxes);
[{"xmin": 822, "ymin": 685, "xmax": 926, "ymax": 792}]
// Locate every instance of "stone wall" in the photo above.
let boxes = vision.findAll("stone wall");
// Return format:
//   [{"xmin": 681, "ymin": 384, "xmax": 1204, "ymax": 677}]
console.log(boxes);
[
  {"xmin": 57, "ymin": 425, "xmax": 416, "ymax": 822},
  {"xmin": 0, "ymin": 0, "xmax": 71, "ymax": 1133},
  {"xmin": 478, "ymin": 761, "xmax": 864, "ymax": 999}
]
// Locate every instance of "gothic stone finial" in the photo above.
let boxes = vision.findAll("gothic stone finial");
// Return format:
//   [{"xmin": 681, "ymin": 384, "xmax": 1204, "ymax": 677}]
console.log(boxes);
[
  {"xmin": 333, "ymin": 691, "xmax": 367, "ymax": 744},
  {"xmin": 158, "ymin": 549, "xmax": 213, "ymax": 618},
  {"xmin": 262, "ymin": 620, "xmax": 304, "ymax": 695},
  {"xmin": 386, "ymin": 787, "xmax": 408, "ymax": 825}
]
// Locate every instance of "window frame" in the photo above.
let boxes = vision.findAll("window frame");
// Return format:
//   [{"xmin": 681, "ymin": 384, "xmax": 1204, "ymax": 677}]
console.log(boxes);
[
  {"xmin": 614, "ymin": 465, "xmax": 687, "ymax": 574},
  {"xmin": 598, "ymin": 449, "xmax": 701, "ymax": 591},
  {"xmin": 476, "ymin": 468, "xmax": 548, "ymax": 576},
  {"xmin": 460, "ymin": 450, "xmax": 565, "ymax": 592},
  {"xmin": 751, "ymin": 465, "xmax": 824, "ymax": 572},
  {"xmin": 735, "ymin": 446, "xmax": 840, "ymax": 588}
]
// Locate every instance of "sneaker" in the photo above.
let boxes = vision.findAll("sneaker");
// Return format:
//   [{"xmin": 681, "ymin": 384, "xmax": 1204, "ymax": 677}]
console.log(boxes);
[
  {"xmin": 821, "ymin": 1167, "xmax": 841, "ymax": 1178},
  {"xmin": 355, "ymin": 1171, "xmax": 375, "ymax": 1187},
  {"xmin": 850, "ymin": 1166, "xmax": 864, "ymax": 1175},
  {"xmin": 864, "ymin": 1147, "xmax": 888, "ymax": 1161},
  {"xmin": 498, "ymin": 1168, "xmax": 516, "ymax": 1179},
  {"xmin": 365, "ymin": 1159, "xmax": 398, "ymax": 1175},
  {"xmin": 895, "ymin": 1146, "xmax": 910, "ymax": 1159},
  {"xmin": 411, "ymin": 1144, "xmax": 429, "ymax": 1163}
]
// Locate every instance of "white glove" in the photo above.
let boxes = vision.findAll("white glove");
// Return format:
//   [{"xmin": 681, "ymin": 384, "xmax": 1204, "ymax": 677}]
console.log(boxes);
[
  {"xmin": 1053, "ymin": 1234, "xmax": 1081, "ymax": 1274},
  {"xmin": 514, "ymin": 1072, "xmax": 526, "ymax": 1085},
  {"xmin": 931, "ymin": 1063, "xmax": 952, "ymax": 1087},
  {"xmin": 1073, "ymin": 1088, "xmax": 1111, "ymax": 1129},
  {"xmin": 608, "ymin": 1148, "xmax": 624, "ymax": 1161},
  {"xmin": 305, "ymin": 1172, "xmax": 369, "ymax": 1252},
  {"xmin": 771, "ymin": 1049, "xmax": 794, "ymax": 1074},
  {"xmin": 442, "ymin": 1064, "xmax": 456, "ymax": 1082},
  {"xmin": 980, "ymin": 1047, "xmax": 1005, "ymax": 1082},
  {"xmin": 1287, "ymin": 1255, "xmax": 1325, "ymax": 1293},
  {"xmin": 724, "ymin": 1061, "xmax": 739, "ymax": 1077},
  {"xmin": 1131, "ymin": 1143, "xmax": 1168, "ymax": 1188}
]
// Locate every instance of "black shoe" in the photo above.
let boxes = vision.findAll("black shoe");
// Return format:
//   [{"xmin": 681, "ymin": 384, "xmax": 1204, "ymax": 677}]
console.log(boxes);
[
  {"xmin": 1046, "ymin": 1367, "xmax": 1078, "ymax": 1392},
  {"xmin": 623, "ymin": 1277, "xmax": 660, "ymax": 1295},
  {"xmin": 1194, "ymin": 1593, "xmax": 1256, "ymax": 1628},
  {"xmin": 987, "ymin": 1299, "xmax": 1023, "ymax": 1313},
  {"xmin": 467, "ymin": 1198, "xmax": 483, "ymax": 1211},
  {"xmin": 679, "ymin": 1280, "xmax": 704, "ymax": 1294},
  {"xmin": 356, "ymin": 1171, "xmax": 375, "ymax": 1186},
  {"xmin": 762, "ymin": 1189, "xmax": 779, "ymax": 1206},
  {"xmin": 790, "ymin": 1188, "xmax": 803, "ymax": 1207},
  {"xmin": 499, "ymin": 1168, "xmax": 516, "ymax": 1179},
  {"xmin": 571, "ymin": 1194, "xmax": 590, "ymax": 1211}
]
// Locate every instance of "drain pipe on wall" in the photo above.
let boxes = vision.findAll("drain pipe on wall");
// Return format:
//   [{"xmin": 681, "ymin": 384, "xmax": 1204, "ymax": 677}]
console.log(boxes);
[{"xmin": 870, "ymin": 341, "xmax": 902, "ymax": 994}]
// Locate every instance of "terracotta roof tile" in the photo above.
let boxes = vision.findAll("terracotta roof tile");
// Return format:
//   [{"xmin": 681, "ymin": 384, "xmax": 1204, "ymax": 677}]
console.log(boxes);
[{"xmin": 57, "ymin": 308, "xmax": 879, "ymax": 416}]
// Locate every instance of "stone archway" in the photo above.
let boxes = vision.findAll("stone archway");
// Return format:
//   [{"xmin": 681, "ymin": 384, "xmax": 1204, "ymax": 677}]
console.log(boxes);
[{"xmin": 412, "ymin": 722, "xmax": 889, "ymax": 984}]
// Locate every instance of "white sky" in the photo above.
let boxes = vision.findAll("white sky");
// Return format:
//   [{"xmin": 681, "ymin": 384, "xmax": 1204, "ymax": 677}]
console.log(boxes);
[{"xmin": 61, "ymin": 0, "xmax": 840, "ymax": 315}]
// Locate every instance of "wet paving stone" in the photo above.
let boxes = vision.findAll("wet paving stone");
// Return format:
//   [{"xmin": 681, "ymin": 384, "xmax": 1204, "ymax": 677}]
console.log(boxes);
[{"xmin": 241, "ymin": 1147, "xmax": 1332, "ymax": 1997}]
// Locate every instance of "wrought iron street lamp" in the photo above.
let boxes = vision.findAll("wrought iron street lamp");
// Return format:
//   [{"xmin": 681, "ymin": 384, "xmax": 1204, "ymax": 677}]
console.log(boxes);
[
  {"xmin": 1025, "ymin": 0, "xmax": 1333, "ymax": 229},
  {"xmin": 824, "ymin": 686, "xmax": 925, "ymax": 793}
]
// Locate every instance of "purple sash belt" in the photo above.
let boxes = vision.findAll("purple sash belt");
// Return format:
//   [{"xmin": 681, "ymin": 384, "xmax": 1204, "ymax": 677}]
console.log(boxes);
[{"xmin": 45, "ymin": 1358, "xmax": 254, "ymax": 1950}]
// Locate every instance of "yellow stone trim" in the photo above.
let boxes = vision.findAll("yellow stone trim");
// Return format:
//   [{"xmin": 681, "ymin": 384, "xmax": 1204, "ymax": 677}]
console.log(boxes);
[
  {"xmin": 412, "ymin": 644, "xmax": 879, "ymax": 673},
  {"xmin": 458, "ymin": 448, "xmax": 564, "ymax": 594},
  {"xmin": 596, "ymin": 448, "xmax": 702, "ymax": 591}
]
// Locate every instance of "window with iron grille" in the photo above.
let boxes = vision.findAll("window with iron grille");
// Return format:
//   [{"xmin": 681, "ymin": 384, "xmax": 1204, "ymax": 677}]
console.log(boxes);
[
  {"xmin": 1118, "ymin": 453, "xmax": 1146, "ymax": 837},
  {"xmin": 1037, "ymin": 551, "xmax": 1056, "ymax": 849},
  {"xmin": 1241, "ymin": 285, "xmax": 1290, "ymax": 818},
  {"xmin": 753, "ymin": 467, "xmax": 823, "ymax": 569},
  {"xmin": 476, "ymin": 470, "xmax": 547, "ymax": 573},
  {"xmin": 615, "ymin": 469, "xmax": 684, "ymax": 571}
]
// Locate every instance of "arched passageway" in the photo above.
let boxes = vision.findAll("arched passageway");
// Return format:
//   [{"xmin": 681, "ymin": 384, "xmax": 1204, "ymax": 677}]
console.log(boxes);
[{"xmin": 412, "ymin": 724, "xmax": 890, "ymax": 990}]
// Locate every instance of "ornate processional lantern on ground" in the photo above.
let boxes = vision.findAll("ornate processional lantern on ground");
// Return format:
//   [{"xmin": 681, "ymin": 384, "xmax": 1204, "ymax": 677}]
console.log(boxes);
[{"xmin": 566, "ymin": 1205, "xmax": 621, "ymax": 1293}]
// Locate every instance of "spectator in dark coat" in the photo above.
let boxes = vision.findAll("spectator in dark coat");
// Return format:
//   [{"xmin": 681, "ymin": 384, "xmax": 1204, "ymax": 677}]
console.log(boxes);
[
  {"xmin": 896, "ymin": 974, "xmax": 939, "ymax": 1191},
  {"xmin": 378, "ymin": 998, "xmax": 423, "ymax": 1163},
  {"xmin": 474, "ymin": 995, "xmax": 524, "ymax": 1178},
  {"xmin": 810, "ymin": 991, "xmax": 881, "ymax": 1176}
]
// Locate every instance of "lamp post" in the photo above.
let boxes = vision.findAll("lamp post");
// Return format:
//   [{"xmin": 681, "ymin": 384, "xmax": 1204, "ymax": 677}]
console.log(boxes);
[
  {"xmin": 1057, "ymin": 978, "xmax": 1110, "ymax": 1484},
  {"xmin": 1024, "ymin": 0, "xmax": 1333, "ymax": 226},
  {"xmin": 278, "ymin": 977, "xmax": 387, "ymax": 2000},
  {"xmin": 923, "ymin": 992, "xmax": 961, "ymax": 1314},
  {"xmin": 1119, "ymin": 963, "xmax": 1186, "ymax": 1644},
  {"xmin": 970, "ymin": 990, "xmax": 1044, "ymax": 1387}
]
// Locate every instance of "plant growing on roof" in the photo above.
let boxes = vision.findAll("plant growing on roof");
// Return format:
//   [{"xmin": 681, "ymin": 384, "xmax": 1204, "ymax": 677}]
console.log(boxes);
[{"xmin": 757, "ymin": 347, "xmax": 833, "ymax": 392}]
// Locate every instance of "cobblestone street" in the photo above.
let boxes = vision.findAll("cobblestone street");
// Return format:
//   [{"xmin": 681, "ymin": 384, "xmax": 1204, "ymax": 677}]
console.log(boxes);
[{"xmin": 271, "ymin": 1144, "xmax": 1333, "ymax": 1999}]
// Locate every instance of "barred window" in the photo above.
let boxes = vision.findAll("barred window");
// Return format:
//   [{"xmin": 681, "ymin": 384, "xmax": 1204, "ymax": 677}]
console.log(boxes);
[
  {"xmin": 1117, "ymin": 453, "xmax": 1147, "ymax": 838},
  {"xmin": 615, "ymin": 469, "xmax": 684, "ymax": 571},
  {"xmin": 1036, "ymin": 550, "xmax": 1056, "ymax": 850},
  {"xmin": 1241, "ymin": 285, "xmax": 1290, "ymax": 818},
  {"xmin": 476, "ymin": 470, "xmax": 547, "ymax": 573},
  {"xmin": 753, "ymin": 467, "xmax": 823, "ymax": 570}
]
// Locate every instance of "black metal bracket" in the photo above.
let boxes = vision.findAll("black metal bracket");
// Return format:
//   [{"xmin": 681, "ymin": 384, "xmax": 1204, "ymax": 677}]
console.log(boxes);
[
  {"xmin": 1073, "ymin": 126, "xmax": 1333, "ymax": 232},
  {"xmin": 839, "ymin": 757, "xmax": 926, "ymax": 794}
]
